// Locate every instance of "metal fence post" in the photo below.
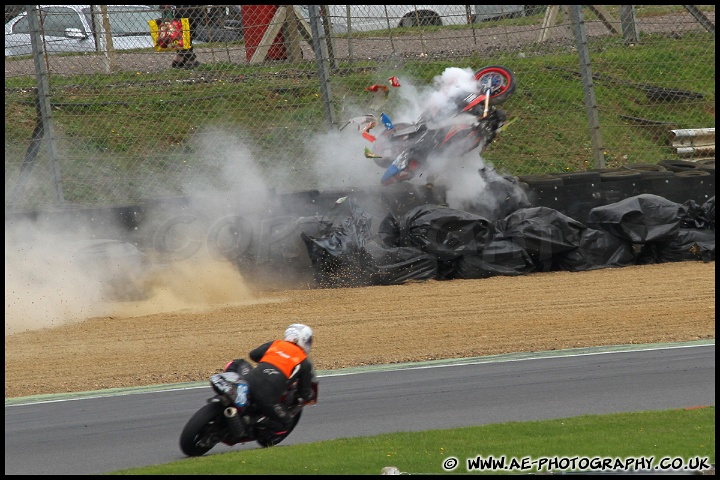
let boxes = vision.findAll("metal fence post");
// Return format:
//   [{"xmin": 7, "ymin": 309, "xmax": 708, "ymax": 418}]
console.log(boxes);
[
  {"xmin": 308, "ymin": 5, "xmax": 337, "ymax": 130},
  {"xmin": 683, "ymin": 5, "xmax": 715, "ymax": 35},
  {"xmin": 92, "ymin": 5, "xmax": 118, "ymax": 73},
  {"xmin": 26, "ymin": 5, "xmax": 64, "ymax": 204},
  {"xmin": 620, "ymin": 5, "xmax": 639, "ymax": 44},
  {"xmin": 570, "ymin": 5, "xmax": 605, "ymax": 169}
]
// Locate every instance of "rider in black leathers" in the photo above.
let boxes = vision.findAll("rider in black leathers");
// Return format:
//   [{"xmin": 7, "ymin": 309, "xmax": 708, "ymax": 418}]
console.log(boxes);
[{"xmin": 225, "ymin": 323, "xmax": 317, "ymax": 443}]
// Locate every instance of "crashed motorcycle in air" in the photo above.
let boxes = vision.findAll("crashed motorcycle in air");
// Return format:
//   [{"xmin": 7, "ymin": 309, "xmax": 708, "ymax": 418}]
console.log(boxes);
[{"xmin": 343, "ymin": 65, "xmax": 516, "ymax": 186}]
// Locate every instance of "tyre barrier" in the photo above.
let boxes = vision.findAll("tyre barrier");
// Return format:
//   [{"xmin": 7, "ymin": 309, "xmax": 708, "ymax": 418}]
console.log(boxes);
[
  {"xmin": 657, "ymin": 159, "xmax": 700, "ymax": 172},
  {"xmin": 635, "ymin": 169, "xmax": 674, "ymax": 177},
  {"xmin": 517, "ymin": 174, "xmax": 563, "ymax": 187},
  {"xmin": 696, "ymin": 158, "xmax": 715, "ymax": 176},
  {"xmin": 674, "ymin": 170, "xmax": 712, "ymax": 177},
  {"xmin": 5, "ymin": 163, "xmax": 714, "ymax": 282},
  {"xmin": 599, "ymin": 170, "xmax": 643, "ymax": 181},
  {"xmin": 516, "ymin": 166, "xmax": 713, "ymax": 223},
  {"xmin": 623, "ymin": 163, "xmax": 668, "ymax": 172},
  {"xmin": 555, "ymin": 171, "xmax": 602, "ymax": 185},
  {"xmin": 124, "ymin": 170, "xmax": 713, "ymax": 261}
]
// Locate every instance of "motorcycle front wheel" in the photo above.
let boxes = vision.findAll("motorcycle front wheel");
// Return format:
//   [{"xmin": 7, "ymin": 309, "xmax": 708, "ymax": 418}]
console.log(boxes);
[
  {"xmin": 474, "ymin": 66, "xmax": 517, "ymax": 106},
  {"xmin": 179, "ymin": 402, "xmax": 228, "ymax": 456}
]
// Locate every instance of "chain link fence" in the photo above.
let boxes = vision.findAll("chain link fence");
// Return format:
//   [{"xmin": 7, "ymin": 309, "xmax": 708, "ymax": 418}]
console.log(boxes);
[{"xmin": 4, "ymin": 5, "xmax": 715, "ymax": 212}]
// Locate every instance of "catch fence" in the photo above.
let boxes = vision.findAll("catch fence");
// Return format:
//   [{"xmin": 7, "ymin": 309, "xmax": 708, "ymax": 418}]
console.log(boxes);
[{"xmin": 4, "ymin": 5, "xmax": 715, "ymax": 211}]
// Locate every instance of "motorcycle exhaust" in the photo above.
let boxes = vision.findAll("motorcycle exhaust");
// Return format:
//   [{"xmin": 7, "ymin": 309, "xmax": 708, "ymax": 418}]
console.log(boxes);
[{"xmin": 224, "ymin": 406, "xmax": 246, "ymax": 439}]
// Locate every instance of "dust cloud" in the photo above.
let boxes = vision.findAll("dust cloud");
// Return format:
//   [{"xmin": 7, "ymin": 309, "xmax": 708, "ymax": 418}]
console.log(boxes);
[
  {"xmin": 6, "ymin": 66, "xmax": 527, "ymax": 336},
  {"xmin": 104, "ymin": 254, "xmax": 282, "ymax": 319},
  {"xmin": 5, "ymin": 224, "xmax": 105, "ymax": 335},
  {"xmin": 4, "ymin": 129, "xmax": 285, "ymax": 337},
  {"xmin": 4, "ymin": 218, "xmax": 269, "ymax": 336}
]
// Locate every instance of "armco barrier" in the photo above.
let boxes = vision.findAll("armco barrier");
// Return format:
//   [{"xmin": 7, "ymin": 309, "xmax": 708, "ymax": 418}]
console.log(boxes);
[{"xmin": 671, "ymin": 128, "xmax": 715, "ymax": 160}]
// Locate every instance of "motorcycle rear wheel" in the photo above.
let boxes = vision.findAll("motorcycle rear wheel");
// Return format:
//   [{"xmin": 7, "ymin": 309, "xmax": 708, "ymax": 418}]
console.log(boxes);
[
  {"xmin": 179, "ymin": 402, "xmax": 228, "ymax": 457},
  {"xmin": 474, "ymin": 65, "xmax": 517, "ymax": 106}
]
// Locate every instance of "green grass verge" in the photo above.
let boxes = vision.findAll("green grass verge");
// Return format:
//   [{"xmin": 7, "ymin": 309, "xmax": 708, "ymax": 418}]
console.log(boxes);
[{"xmin": 107, "ymin": 406, "xmax": 714, "ymax": 475}]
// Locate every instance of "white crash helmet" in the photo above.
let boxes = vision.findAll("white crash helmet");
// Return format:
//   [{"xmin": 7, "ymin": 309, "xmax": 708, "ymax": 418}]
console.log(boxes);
[{"xmin": 284, "ymin": 323, "xmax": 314, "ymax": 353}]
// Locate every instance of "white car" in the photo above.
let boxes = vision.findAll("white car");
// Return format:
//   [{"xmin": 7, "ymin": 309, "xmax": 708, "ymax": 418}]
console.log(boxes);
[
  {"xmin": 299, "ymin": 5, "xmax": 473, "ymax": 34},
  {"xmin": 5, "ymin": 5, "xmax": 159, "ymax": 57},
  {"xmin": 298, "ymin": 5, "xmax": 528, "ymax": 34}
]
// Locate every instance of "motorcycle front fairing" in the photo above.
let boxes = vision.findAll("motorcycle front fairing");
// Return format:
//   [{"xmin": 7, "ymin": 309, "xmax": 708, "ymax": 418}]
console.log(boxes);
[
  {"xmin": 381, "ymin": 150, "xmax": 417, "ymax": 185},
  {"xmin": 380, "ymin": 118, "xmax": 480, "ymax": 185},
  {"xmin": 379, "ymin": 128, "xmax": 441, "ymax": 185}
]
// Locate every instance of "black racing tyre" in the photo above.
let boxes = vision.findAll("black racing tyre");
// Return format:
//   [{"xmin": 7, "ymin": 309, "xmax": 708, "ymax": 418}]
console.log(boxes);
[
  {"xmin": 657, "ymin": 159, "xmax": 698, "ymax": 172},
  {"xmin": 696, "ymin": 159, "xmax": 715, "ymax": 175},
  {"xmin": 150, "ymin": 214, "xmax": 203, "ymax": 262},
  {"xmin": 623, "ymin": 163, "xmax": 667, "ymax": 172},
  {"xmin": 638, "ymin": 169, "xmax": 674, "ymax": 177},
  {"xmin": 555, "ymin": 171, "xmax": 601, "ymax": 185},
  {"xmin": 373, "ymin": 157, "xmax": 393, "ymax": 168},
  {"xmin": 255, "ymin": 410, "xmax": 302, "ymax": 448},
  {"xmin": 696, "ymin": 158, "xmax": 715, "ymax": 167},
  {"xmin": 372, "ymin": 122, "xmax": 413, "ymax": 169},
  {"xmin": 474, "ymin": 66, "xmax": 516, "ymax": 106},
  {"xmin": 599, "ymin": 170, "xmax": 642, "ymax": 182},
  {"xmin": 517, "ymin": 174, "xmax": 563, "ymax": 186},
  {"xmin": 206, "ymin": 215, "xmax": 255, "ymax": 265},
  {"xmin": 674, "ymin": 170, "xmax": 711, "ymax": 177},
  {"xmin": 180, "ymin": 402, "xmax": 227, "ymax": 457}
]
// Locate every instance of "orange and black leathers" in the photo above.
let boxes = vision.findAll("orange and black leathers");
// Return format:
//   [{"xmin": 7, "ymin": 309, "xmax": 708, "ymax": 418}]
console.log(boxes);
[
  {"xmin": 256, "ymin": 340, "xmax": 307, "ymax": 378},
  {"xmin": 243, "ymin": 340, "xmax": 316, "ymax": 433}
]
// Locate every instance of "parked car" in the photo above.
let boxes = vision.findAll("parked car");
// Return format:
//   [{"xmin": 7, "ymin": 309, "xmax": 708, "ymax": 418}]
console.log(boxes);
[
  {"xmin": 474, "ymin": 5, "xmax": 547, "ymax": 22},
  {"xmin": 298, "ymin": 5, "xmax": 547, "ymax": 33},
  {"xmin": 474, "ymin": 5, "xmax": 526, "ymax": 22},
  {"xmin": 5, "ymin": 5, "xmax": 159, "ymax": 57},
  {"xmin": 5, "ymin": 5, "xmax": 25, "ymax": 24},
  {"xmin": 299, "ymin": 5, "xmax": 474, "ymax": 34}
]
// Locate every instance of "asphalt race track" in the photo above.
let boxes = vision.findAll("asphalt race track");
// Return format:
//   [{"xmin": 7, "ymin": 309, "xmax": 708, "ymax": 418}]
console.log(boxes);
[{"xmin": 4, "ymin": 342, "xmax": 715, "ymax": 475}]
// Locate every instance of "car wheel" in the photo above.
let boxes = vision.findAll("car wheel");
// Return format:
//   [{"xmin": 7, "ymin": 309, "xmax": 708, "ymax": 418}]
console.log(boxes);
[{"xmin": 400, "ymin": 11, "xmax": 441, "ymax": 27}]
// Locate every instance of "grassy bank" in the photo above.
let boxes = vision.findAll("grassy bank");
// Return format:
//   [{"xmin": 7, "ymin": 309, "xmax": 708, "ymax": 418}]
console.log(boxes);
[{"xmin": 109, "ymin": 407, "xmax": 714, "ymax": 475}]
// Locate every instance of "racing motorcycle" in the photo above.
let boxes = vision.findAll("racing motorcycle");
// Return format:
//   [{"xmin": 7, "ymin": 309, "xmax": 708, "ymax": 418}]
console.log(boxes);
[
  {"xmin": 179, "ymin": 359, "xmax": 316, "ymax": 456},
  {"xmin": 344, "ymin": 65, "xmax": 516, "ymax": 186}
]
